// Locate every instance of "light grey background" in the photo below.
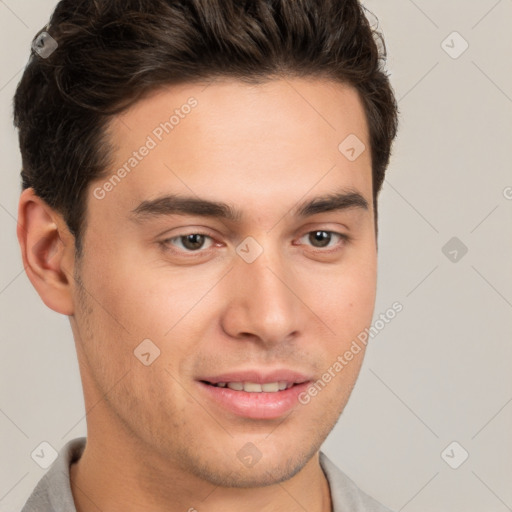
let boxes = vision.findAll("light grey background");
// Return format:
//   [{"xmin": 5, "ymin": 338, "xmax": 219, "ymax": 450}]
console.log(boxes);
[{"xmin": 1, "ymin": 1, "xmax": 511, "ymax": 511}]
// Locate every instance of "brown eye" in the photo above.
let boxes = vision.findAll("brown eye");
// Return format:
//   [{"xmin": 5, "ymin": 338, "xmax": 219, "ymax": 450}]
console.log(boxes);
[
  {"xmin": 308, "ymin": 231, "xmax": 332, "ymax": 248},
  {"xmin": 180, "ymin": 234, "xmax": 207, "ymax": 251},
  {"xmin": 299, "ymin": 230, "xmax": 347, "ymax": 250},
  {"xmin": 163, "ymin": 233, "xmax": 214, "ymax": 253}
]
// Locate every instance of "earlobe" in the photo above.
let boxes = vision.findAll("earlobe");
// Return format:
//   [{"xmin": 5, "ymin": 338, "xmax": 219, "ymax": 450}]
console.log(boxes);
[{"xmin": 17, "ymin": 188, "xmax": 76, "ymax": 316}]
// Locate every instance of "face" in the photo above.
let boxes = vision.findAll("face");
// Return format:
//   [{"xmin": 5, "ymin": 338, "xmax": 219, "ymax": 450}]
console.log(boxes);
[{"xmin": 71, "ymin": 78, "xmax": 376, "ymax": 487}]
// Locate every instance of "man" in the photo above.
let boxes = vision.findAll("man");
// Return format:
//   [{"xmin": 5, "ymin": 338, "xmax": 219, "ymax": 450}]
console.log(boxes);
[{"xmin": 14, "ymin": 0, "xmax": 398, "ymax": 510}]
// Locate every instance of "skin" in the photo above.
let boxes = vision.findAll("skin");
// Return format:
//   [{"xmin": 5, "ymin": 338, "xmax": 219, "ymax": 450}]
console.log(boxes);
[{"xmin": 17, "ymin": 77, "xmax": 377, "ymax": 512}]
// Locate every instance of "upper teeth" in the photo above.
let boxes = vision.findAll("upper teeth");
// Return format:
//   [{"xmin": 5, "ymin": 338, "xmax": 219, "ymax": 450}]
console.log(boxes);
[{"xmin": 214, "ymin": 381, "xmax": 291, "ymax": 392}]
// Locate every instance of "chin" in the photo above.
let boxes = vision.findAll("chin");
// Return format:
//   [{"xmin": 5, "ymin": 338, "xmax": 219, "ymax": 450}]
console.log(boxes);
[
  {"xmin": 181, "ymin": 436, "xmax": 324, "ymax": 489},
  {"xmin": 193, "ymin": 456, "xmax": 306, "ymax": 488}
]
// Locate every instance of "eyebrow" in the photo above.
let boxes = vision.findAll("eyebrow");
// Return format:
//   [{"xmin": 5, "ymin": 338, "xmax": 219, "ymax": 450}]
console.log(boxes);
[{"xmin": 130, "ymin": 188, "xmax": 369, "ymax": 223}]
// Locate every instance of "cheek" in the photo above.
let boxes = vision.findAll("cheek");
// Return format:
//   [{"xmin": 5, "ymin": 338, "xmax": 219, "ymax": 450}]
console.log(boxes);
[
  {"xmin": 79, "ymin": 255, "xmax": 224, "ymax": 379},
  {"xmin": 302, "ymin": 254, "xmax": 377, "ymax": 338},
  {"xmin": 80, "ymin": 246, "xmax": 173, "ymax": 337}
]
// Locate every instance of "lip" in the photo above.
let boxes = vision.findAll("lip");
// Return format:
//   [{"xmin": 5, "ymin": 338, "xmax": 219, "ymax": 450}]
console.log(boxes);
[
  {"xmin": 197, "ymin": 369, "xmax": 313, "ymax": 420},
  {"xmin": 199, "ymin": 369, "xmax": 311, "ymax": 385}
]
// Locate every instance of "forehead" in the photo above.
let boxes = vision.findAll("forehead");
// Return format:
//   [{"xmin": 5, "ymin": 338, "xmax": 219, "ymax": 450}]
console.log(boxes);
[{"xmin": 93, "ymin": 78, "xmax": 372, "ymax": 224}]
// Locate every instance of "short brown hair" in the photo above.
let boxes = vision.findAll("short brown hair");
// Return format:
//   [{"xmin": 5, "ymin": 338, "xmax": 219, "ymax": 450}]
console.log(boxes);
[{"xmin": 14, "ymin": 0, "xmax": 398, "ymax": 254}]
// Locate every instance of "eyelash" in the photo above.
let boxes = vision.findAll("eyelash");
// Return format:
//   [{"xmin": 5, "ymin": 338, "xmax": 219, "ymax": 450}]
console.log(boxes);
[{"xmin": 159, "ymin": 230, "xmax": 350, "ymax": 257}]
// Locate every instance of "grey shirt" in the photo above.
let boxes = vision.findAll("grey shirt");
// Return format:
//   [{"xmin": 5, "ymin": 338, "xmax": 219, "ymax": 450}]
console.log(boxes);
[{"xmin": 21, "ymin": 437, "xmax": 393, "ymax": 512}]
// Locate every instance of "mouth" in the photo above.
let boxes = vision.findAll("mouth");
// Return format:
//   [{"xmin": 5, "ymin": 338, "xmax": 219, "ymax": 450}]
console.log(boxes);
[
  {"xmin": 196, "ymin": 370, "xmax": 312, "ymax": 419},
  {"xmin": 201, "ymin": 381, "xmax": 296, "ymax": 392}
]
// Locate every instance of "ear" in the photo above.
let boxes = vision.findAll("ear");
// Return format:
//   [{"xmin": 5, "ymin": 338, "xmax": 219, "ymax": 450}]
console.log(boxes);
[{"xmin": 17, "ymin": 188, "xmax": 77, "ymax": 316}]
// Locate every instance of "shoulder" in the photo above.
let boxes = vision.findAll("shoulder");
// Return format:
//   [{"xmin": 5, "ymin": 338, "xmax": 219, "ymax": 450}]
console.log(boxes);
[
  {"xmin": 20, "ymin": 437, "xmax": 86, "ymax": 512},
  {"xmin": 319, "ymin": 451, "xmax": 395, "ymax": 512}
]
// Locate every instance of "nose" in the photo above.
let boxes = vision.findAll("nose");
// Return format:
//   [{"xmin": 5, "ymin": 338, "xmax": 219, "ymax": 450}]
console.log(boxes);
[{"xmin": 219, "ymin": 243, "xmax": 305, "ymax": 346}]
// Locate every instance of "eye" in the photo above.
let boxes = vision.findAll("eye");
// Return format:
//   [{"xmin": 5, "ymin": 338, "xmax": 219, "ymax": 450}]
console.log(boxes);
[
  {"xmin": 160, "ymin": 229, "xmax": 348, "ymax": 257},
  {"xmin": 298, "ymin": 230, "xmax": 348, "ymax": 250},
  {"xmin": 163, "ymin": 233, "xmax": 215, "ymax": 253}
]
